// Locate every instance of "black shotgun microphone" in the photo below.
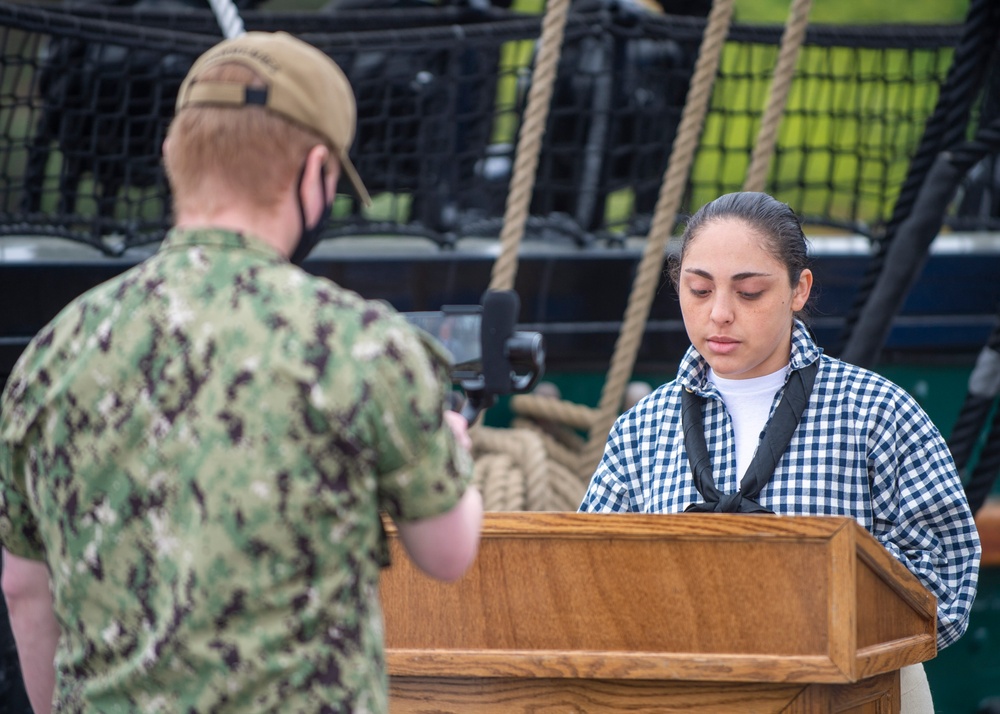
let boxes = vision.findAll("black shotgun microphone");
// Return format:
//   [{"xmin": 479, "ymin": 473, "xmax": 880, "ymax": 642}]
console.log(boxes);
[
  {"xmin": 462, "ymin": 289, "xmax": 545, "ymax": 422},
  {"xmin": 481, "ymin": 289, "xmax": 520, "ymax": 395}
]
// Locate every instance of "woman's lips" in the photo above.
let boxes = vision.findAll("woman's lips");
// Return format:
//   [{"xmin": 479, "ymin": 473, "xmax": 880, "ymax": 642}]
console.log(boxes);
[{"xmin": 706, "ymin": 337, "xmax": 739, "ymax": 355}]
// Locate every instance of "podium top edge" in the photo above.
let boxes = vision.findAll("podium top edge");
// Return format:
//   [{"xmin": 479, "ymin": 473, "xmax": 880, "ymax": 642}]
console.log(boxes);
[{"xmin": 468, "ymin": 512, "xmax": 860, "ymax": 539}]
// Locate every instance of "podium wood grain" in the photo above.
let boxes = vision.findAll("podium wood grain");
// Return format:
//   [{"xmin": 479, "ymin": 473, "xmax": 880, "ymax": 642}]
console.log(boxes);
[{"xmin": 380, "ymin": 512, "xmax": 934, "ymax": 713}]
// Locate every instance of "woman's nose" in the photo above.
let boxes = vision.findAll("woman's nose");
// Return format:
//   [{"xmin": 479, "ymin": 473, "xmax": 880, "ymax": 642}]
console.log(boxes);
[{"xmin": 710, "ymin": 293, "xmax": 734, "ymax": 324}]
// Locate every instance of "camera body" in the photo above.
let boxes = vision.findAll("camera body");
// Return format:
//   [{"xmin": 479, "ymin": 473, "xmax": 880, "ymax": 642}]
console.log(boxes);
[{"xmin": 403, "ymin": 290, "xmax": 545, "ymax": 422}]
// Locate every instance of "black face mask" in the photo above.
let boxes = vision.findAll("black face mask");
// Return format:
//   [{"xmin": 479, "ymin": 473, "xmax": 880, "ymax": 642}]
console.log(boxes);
[{"xmin": 289, "ymin": 162, "xmax": 331, "ymax": 266}]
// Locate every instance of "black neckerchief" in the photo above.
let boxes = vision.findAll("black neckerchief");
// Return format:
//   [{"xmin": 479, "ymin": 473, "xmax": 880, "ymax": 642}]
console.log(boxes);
[{"xmin": 682, "ymin": 360, "xmax": 819, "ymax": 513}]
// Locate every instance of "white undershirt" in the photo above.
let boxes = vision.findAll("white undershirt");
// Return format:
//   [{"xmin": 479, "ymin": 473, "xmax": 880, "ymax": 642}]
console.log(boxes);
[{"xmin": 708, "ymin": 365, "xmax": 789, "ymax": 478}]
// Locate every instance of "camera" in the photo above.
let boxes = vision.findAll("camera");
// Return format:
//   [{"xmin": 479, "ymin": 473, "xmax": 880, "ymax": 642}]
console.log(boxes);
[{"xmin": 404, "ymin": 290, "xmax": 546, "ymax": 422}]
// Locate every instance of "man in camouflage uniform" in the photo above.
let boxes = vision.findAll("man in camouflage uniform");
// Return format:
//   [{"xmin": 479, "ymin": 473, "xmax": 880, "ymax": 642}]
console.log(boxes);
[{"xmin": 0, "ymin": 32, "xmax": 483, "ymax": 713}]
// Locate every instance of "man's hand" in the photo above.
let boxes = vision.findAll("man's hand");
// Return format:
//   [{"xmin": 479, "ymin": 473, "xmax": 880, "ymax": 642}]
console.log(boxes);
[
  {"xmin": 443, "ymin": 409, "xmax": 472, "ymax": 451},
  {"xmin": 393, "ymin": 409, "xmax": 481, "ymax": 581},
  {"xmin": 394, "ymin": 486, "xmax": 483, "ymax": 582},
  {"xmin": 2, "ymin": 550, "xmax": 58, "ymax": 714}
]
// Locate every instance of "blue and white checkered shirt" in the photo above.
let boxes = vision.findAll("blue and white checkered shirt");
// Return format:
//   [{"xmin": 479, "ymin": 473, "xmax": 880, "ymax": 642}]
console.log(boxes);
[{"xmin": 580, "ymin": 321, "xmax": 981, "ymax": 649}]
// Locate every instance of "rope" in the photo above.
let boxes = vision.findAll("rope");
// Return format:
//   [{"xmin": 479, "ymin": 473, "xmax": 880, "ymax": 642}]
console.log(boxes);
[
  {"xmin": 950, "ymin": 115, "xmax": 1000, "ymax": 174},
  {"xmin": 948, "ymin": 124, "xmax": 1000, "ymax": 515},
  {"xmin": 950, "ymin": 393, "xmax": 998, "ymax": 474},
  {"xmin": 489, "ymin": 0, "xmax": 572, "ymax": 293},
  {"xmin": 471, "ymin": 426, "xmax": 564, "ymax": 510},
  {"xmin": 510, "ymin": 417, "xmax": 585, "ymax": 473},
  {"xmin": 476, "ymin": 453, "xmax": 522, "ymax": 510},
  {"xmin": 965, "ymin": 408, "xmax": 1000, "ymax": 515},
  {"xmin": 579, "ymin": 0, "xmax": 736, "ymax": 477},
  {"xmin": 207, "ymin": 0, "xmax": 246, "ymax": 39},
  {"xmin": 834, "ymin": 0, "xmax": 1000, "ymax": 356},
  {"xmin": 547, "ymin": 460, "xmax": 590, "ymax": 511},
  {"xmin": 508, "ymin": 392, "xmax": 599, "ymax": 430},
  {"xmin": 742, "ymin": 0, "xmax": 813, "ymax": 192},
  {"xmin": 513, "ymin": 423, "xmax": 589, "ymax": 511},
  {"xmin": 471, "ymin": 0, "xmax": 579, "ymax": 510},
  {"xmin": 838, "ymin": 109, "xmax": 1000, "ymax": 368},
  {"xmin": 950, "ymin": 308, "xmax": 1000, "ymax": 513}
]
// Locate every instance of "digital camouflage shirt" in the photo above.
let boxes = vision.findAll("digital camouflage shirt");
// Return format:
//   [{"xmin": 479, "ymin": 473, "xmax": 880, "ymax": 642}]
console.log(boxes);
[{"xmin": 0, "ymin": 227, "xmax": 473, "ymax": 713}]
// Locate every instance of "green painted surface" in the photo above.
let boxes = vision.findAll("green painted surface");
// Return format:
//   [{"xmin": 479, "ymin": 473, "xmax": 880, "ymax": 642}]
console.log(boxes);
[{"xmin": 928, "ymin": 567, "xmax": 1000, "ymax": 713}]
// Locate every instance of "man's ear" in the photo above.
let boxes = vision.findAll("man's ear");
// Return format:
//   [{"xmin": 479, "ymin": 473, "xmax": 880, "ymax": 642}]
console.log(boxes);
[
  {"xmin": 161, "ymin": 137, "xmax": 173, "ymax": 173},
  {"xmin": 300, "ymin": 144, "xmax": 332, "ymax": 224}
]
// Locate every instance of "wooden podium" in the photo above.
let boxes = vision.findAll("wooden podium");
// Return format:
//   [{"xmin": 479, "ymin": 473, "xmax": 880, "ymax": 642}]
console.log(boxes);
[{"xmin": 380, "ymin": 512, "xmax": 936, "ymax": 713}]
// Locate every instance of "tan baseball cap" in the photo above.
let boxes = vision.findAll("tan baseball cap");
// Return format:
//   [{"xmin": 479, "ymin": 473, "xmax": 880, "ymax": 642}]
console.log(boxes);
[{"xmin": 176, "ymin": 31, "xmax": 371, "ymax": 206}]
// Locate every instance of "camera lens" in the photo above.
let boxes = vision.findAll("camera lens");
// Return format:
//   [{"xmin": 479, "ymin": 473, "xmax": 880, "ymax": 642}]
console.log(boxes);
[{"xmin": 506, "ymin": 331, "xmax": 545, "ymax": 373}]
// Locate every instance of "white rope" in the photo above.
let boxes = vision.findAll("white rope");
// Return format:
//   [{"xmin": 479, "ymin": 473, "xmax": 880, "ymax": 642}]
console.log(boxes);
[{"xmin": 207, "ymin": 0, "xmax": 246, "ymax": 39}]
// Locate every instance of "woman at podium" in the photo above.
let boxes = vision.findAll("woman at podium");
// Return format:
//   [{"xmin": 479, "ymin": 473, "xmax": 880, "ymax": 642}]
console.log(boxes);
[{"xmin": 579, "ymin": 191, "xmax": 981, "ymax": 713}]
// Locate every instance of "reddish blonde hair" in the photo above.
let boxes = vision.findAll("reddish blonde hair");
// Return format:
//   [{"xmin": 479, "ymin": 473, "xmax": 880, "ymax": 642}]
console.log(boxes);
[{"xmin": 164, "ymin": 63, "xmax": 329, "ymax": 215}]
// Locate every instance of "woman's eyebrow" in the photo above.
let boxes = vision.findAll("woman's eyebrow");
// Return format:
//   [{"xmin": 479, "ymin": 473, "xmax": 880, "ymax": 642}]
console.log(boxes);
[
  {"xmin": 683, "ymin": 267, "xmax": 713, "ymax": 279},
  {"xmin": 732, "ymin": 270, "xmax": 773, "ymax": 281},
  {"xmin": 683, "ymin": 267, "xmax": 773, "ymax": 281}
]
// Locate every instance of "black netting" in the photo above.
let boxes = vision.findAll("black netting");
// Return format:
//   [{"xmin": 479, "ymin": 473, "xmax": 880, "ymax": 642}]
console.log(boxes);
[
  {"xmin": 0, "ymin": 1, "xmax": 974, "ymax": 255},
  {"xmin": 0, "ymin": 2, "xmax": 216, "ymax": 252}
]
